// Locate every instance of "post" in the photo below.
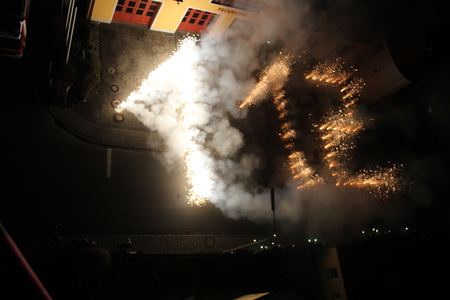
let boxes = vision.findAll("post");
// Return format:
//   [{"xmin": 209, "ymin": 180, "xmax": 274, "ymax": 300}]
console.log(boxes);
[{"xmin": 66, "ymin": 6, "xmax": 78, "ymax": 65}]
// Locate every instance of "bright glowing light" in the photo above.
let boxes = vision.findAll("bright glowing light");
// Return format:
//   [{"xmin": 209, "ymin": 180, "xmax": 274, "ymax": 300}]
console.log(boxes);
[
  {"xmin": 117, "ymin": 36, "xmax": 214, "ymax": 206},
  {"xmin": 240, "ymin": 54, "xmax": 405, "ymax": 199},
  {"xmin": 343, "ymin": 164, "xmax": 405, "ymax": 199},
  {"xmin": 306, "ymin": 58, "xmax": 404, "ymax": 198},
  {"xmin": 242, "ymin": 53, "xmax": 323, "ymax": 189},
  {"xmin": 239, "ymin": 54, "xmax": 292, "ymax": 108}
]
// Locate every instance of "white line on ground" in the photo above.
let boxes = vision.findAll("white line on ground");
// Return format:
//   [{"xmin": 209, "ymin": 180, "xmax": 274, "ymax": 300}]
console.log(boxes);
[{"xmin": 106, "ymin": 148, "xmax": 112, "ymax": 178}]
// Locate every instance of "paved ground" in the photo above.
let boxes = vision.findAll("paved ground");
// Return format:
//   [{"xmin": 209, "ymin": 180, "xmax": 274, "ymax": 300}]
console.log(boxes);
[{"xmin": 48, "ymin": 22, "xmax": 190, "ymax": 150}]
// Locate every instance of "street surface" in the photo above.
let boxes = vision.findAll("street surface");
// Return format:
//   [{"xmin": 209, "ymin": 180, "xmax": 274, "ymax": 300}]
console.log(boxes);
[{"xmin": 0, "ymin": 25, "xmax": 264, "ymax": 238}]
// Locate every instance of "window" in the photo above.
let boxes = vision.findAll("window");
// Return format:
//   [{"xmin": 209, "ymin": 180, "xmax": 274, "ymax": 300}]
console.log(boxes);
[{"xmin": 327, "ymin": 268, "xmax": 339, "ymax": 280}]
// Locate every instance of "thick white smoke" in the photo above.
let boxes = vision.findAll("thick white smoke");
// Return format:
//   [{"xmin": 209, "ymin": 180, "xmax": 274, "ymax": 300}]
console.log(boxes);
[
  {"xmin": 118, "ymin": 1, "xmax": 419, "ymax": 244},
  {"xmin": 119, "ymin": 34, "xmax": 282, "ymax": 224}
]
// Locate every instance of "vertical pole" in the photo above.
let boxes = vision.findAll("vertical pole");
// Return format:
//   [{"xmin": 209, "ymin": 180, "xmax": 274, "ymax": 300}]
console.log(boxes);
[
  {"xmin": 0, "ymin": 223, "xmax": 52, "ymax": 299},
  {"xmin": 65, "ymin": 0, "xmax": 74, "ymax": 34},
  {"xmin": 66, "ymin": 6, "xmax": 78, "ymax": 65},
  {"xmin": 271, "ymin": 187, "xmax": 276, "ymax": 237},
  {"xmin": 106, "ymin": 148, "xmax": 112, "ymax": 178}
]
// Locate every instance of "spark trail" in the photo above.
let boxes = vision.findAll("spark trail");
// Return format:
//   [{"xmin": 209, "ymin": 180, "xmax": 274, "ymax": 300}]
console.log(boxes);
[
  {"xmin": 241, "ymin": 53, "xmax": 324, "ymax": 190},
  {"xmin": 307, "ymin": 58, "xmax": 405, "ymax": 198},
  {"xmin": 240, "ymin": 56, "xmax": 404, "ymax": 199}
]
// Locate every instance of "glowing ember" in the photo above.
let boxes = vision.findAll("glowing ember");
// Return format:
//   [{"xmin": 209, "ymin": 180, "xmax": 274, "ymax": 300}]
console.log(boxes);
[
  {"xmin": 343, "ymin": 164, "xmax": 405, "ymax": 199},
  {"xmin": 306, "ymin": 58, "xmax": 404, "ymax": 197},
  {"xmin": 239, "ymin": 54, "xmax": 292, "ymax": 109},
  {"xmin": 242, "ymin": 53, "xmax": 323, "ymax": 189},
  {"xmin": 240, "ymin": 54, "xmax": 405, "ymax": 199}
]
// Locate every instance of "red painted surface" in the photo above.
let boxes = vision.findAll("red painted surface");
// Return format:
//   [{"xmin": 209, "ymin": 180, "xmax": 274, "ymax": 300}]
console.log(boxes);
[{"xmin": 113, "ymin": 0, "xmax": 161, "ymax": 26}]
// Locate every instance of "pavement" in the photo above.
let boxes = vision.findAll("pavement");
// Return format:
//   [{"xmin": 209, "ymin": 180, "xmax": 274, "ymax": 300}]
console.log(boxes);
[{"xmin": 47, "ymin": 21, "xmax": 188, "ymax": 150}]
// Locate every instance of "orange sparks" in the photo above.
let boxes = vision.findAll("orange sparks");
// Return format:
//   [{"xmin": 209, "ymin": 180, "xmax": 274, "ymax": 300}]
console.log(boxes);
[{"xmin": 239, "ymin": 54, "xmax": 292, "ymax": 108}]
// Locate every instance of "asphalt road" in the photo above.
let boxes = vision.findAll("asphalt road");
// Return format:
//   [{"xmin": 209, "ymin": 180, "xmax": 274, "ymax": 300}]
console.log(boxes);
[{"xmin": 0, "ymin": 57, "xmax": 264, "ymax": 239}]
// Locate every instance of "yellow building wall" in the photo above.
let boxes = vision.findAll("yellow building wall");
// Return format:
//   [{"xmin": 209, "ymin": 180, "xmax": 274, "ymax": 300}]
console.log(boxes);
[
  {"xmin": 90, "ymin": 0, "xmax": 118, "ymax": 23},
  {"xmin": 90, "ymin": 0, "xmax": 260, "ymax": 38}
]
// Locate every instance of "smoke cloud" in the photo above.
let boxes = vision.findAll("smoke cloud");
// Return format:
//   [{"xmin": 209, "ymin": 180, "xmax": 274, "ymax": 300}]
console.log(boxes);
[{"xmin": 119, "ymin": 0, "xmax": 426, "ymax": 244}]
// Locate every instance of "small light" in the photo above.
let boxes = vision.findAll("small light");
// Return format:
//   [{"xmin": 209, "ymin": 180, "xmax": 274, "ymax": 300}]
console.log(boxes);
[
  {"xmin": 253, "ymin": 239, "xmax": 256, "ymax": 242},
  {"xmin": 273, "ymin": 234, "xmax": 277, "ymax": 237},
  {"xmin": 267, "ymin": 41, "xmax": 270, "ymax": 44},
  {"xmin": 308, "ymin": 239, "xmax": 311, "ymax": 243},
  {"xmin": 405, "ymin": 227, "xmax": 409, "ymax": 231}
]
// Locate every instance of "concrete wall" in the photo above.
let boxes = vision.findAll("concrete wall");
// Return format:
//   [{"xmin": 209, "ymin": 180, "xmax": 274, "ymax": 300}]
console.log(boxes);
[{"xmin": 319, "ymin": 247, "xmax": 348, "ymax": 300}]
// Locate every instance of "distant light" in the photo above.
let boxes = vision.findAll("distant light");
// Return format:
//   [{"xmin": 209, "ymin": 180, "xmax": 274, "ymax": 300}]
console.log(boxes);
[
  {"xmin": 253, "ymin": 239, "xmax": 256, "ymax": 242},
  {"xmin": 314, "ymin": 238, "xmax": 318, "ymax": 242},
  {"xmin": 267, "ymin": 41, "xmax": 270, "ymax": 44},
  {"xmin": 273, "ymin": 234, "xmax": 277, "ymax": 237},
  {"xmin": 405, "ymin": 227, "xmax": 409, "ymax": 231},
  {"xmin": 362, "ymin": 230, "xmax": 365, "ymax": 234},
  {"xmin": 308, "ymin": 239, "xmax": 311, "ymax": 243}
]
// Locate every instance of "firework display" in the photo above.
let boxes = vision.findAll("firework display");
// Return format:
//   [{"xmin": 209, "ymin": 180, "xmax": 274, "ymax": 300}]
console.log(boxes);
[
  {"xmin": 117, "ymin": 36, "xmax": 214, "ymax": 206},
  {"xmin": 118, "ymin": 35, "xmax": 405, "ymax": 206},
  {"xmin": 306, "ymin": 58, "xmax": 404, "ymax": 197},
  {"xmin": 241, "ymin": 55, "xmax": 404, "ymax": 199},
  {"xmin": 241, "ymin": 53, "xmax": 324, "ymax": 190}
]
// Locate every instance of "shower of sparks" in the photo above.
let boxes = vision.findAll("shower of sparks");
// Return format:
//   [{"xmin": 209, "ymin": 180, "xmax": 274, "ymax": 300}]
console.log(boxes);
[
  {"xmin": 242, "ymin": 53, "xmax": 324, "ymax": 189},
  {"xmin": 343, "ymin": 164, "xmax": 405, "ymax": 199},
  {"xmin": 239, "ymin": 54, "xmax": 292, "ymax": 109},
  {"xmin": 319, "ymin": 108, "xmax": 364, "ymax": 183},
  {"xmin": 306, "ymin": 58, "xmax": 404, "ymax": 197},
  {"xmin": 306, "ymin": 57, "xmax": 365, "ymax": 107},
  {"xmin": 116, "ymin": 36, "xmax": 214, "ymax": 206},
  {"xmin": 240, "ymin": 55, "xmax": 405, "ymax": 199}
]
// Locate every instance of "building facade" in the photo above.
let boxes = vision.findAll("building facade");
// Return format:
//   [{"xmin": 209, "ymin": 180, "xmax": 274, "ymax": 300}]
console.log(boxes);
[
  {"xmin": 87, "ymin": 0, "xmax": 410, "ymax": 105},
  {"xmin": 89, "ymin": 0, "xmax": 268, "ymax": 39}
]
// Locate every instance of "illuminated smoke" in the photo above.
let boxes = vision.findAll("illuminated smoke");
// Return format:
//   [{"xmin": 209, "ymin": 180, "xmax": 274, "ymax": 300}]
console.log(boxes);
[
  {"xmin": 239, "ymin": 54, "xmax": 405, "ymax": 198},
  {"xmin": 116, "ymin": 36, "xmax": 274, "ymax": 215},
  {"xmin": 343, "ymin": 164, "xmax": 405, "ymax": 199},
  {"xmin": 239, "ymin": 54, "xmax": 292, "ymax": 108},
  {"xmin": 306, "ymin": 58, "xmax": 405, "ymax": 197},
  {"xmin": 117, "ymin": 36, "xmax": 215, "ymax": 206},
  {"xmin": 117, "ymin": 32, "xmax": 407, "ymax": 242}
]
